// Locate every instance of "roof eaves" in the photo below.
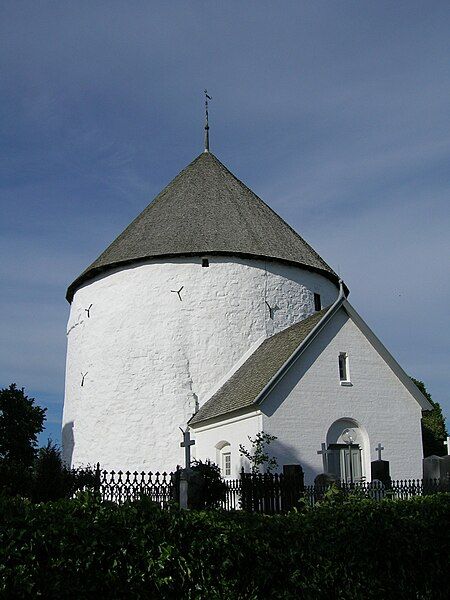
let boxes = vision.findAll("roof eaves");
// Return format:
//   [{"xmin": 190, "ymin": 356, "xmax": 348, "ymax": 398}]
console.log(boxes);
[
  {"xmin": 188, "ymin": 405, "xmax": 259, "ymax": 429},
  {"xmin": 66, "ymin": 252, "xmax": 345, "ymax": 303}
]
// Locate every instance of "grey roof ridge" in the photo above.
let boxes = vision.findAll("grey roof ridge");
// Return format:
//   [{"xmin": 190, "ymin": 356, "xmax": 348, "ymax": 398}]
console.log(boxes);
[
  {"xmin": 341, "ymin": 300, "xmax": 433, "ymax": 412},
  {"xmin": 252, "ymin": 280, "xmax": 347, "ymax": 407}
]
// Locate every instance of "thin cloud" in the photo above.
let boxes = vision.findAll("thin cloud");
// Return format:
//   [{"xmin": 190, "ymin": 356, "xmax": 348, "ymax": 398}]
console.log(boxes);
[{"xmin": 1, "ymin": 2, "xmax": 449, "ymax": 443}]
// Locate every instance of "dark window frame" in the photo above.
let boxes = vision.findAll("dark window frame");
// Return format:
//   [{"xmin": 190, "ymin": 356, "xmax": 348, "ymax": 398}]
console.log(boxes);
[
  {"xmin": 314, "ymin": 293, "xmax": 321, "ymax": 311},
  {"xmin": 338, "ymin": 352, "xmax": 348, "ymax": 381}
]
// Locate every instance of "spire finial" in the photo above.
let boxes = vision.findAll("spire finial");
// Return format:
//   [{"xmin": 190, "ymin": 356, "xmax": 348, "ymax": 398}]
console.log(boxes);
[{"xmin": 204, "ymin": 89, "xmax": 211, "ymax": 152}]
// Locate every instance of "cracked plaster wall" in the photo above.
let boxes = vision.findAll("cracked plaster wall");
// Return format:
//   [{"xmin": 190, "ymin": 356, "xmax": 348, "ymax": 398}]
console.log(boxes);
[{"xmin": 62, "ymin": 256, "xmax": 338, "ymax": 471}]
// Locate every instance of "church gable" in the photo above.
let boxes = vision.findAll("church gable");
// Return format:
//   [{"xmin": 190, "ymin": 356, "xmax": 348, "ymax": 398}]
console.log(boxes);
[
  {"xmin": 340, "ymin": 301, "xmax": 432, "ymax": 411},
  {"xmin": 192, "ymin": 302, "xmax": 430, "ymax": 481},
  {"xmin": 190, "ymin": 301, "xmax": 431, "ymax": 429},
  {"xmin": 262, "ymin": 305, "xmax": 429, "ymax": 419},
  {"xmin": 259, "ymin": 305, "xmax": 429, "ymax": 481}
]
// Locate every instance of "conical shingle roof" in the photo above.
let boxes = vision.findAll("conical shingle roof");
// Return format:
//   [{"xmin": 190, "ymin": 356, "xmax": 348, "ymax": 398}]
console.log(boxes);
[{"xmin": 67, "ymin": 152, "xmax": 338, "ymax": 301}]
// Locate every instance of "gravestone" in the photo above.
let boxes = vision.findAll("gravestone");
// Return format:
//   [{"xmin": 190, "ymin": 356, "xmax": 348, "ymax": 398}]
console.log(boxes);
[
  {"xmin": 281, "ymin": 464, "xmax": 304, "ymax": 511},
  {"xmin": 439, "ymin": 455, "xmax": 450, "ymax": 490},
  {"xmin": 283, "ymin": 464, "xmax": 304, "ymax": 483},
  {"xmin": 317, "ymin": 443, "xmax": 332, "ymax": 472},
  {"xmin": 180, "ymin": 428, "xmax": 195, "ymax": 468},
  {"xmin": 177, "ymin": 428, "xmax": 202, "ymax": 509},
  {"xmin": 314, "ymin": 472, "xmax": 338, "ymax": 490},
  {"xmin": 423, "ymin": 455, "xmax": 442, "ymax": 481},
  {"xmin": 178, "ymin": 467, "xmax": 205, "ymax": 510},
  {"xmin": 172, "ymin": 468, "xmax": 205, "ymax": 509},
  {"xmin": 314, "ymin": 472, "xmax": 338, "ymax": 501},
  {"xmin": 371, "ymin": 460, "xmax": 391, "ymax": 487},
  {"xmin": 314, "ymin": 472, "xmax": 338, "ymax": 486}
]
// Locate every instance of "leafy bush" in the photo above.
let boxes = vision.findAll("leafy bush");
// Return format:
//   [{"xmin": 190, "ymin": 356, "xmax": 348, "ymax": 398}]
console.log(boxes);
[
  {"xmin": 413, "ymin": 377, "xmax": 448, "ymax": 456},
  {"xmin": 239, "ymin": 431, "xmax": 278, "ymax": 473},
  {"xmin": 191, "ymin": 459, "xmax": 227, "ymax": 508},
  {"xmin": 0, "ymin": 493, "xmax": 448, "ymax": 599},
  {"xmin": 31, "ymin": 441, "xmax": 74, "ymax": 502},
  {"xmin": 31, "ymin": 441, "xmax": 98, "ymax": 503}
]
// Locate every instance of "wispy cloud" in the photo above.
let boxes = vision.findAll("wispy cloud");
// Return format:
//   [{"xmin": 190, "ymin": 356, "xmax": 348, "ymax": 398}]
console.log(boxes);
[{"xmin": 1, "ymin": 1, "xmax": 449, "ymax": 443}]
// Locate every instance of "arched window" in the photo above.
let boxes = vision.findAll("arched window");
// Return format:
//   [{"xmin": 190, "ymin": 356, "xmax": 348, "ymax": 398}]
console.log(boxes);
[
  {"xmin": 215, "ymin": 441, "xmax": 232, "ymax": 478},
  {"xmin": 325, "ymin": 419, "xmax": 368, "ymax": 483}
]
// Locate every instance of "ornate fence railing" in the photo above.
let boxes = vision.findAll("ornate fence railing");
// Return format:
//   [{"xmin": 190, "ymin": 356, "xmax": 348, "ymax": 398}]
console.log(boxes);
[
  {"xmin": 78, "ymin": 466, "xmax": 446, "ymax": 511},
  {"xmin": 90, "ymin": 467, "xmax": 175, "ymax": 507}
]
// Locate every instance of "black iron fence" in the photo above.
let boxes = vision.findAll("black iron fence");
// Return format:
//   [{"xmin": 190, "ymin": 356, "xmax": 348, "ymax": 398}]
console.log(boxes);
[
  {"xmin": 80, "ymin": 466, "xmax": 447, "ymax": 512},
  {"xmin": 90, "ymin": 466, "xmax": 174, "ymax": 506},
  {"xmin": 222, "ymin": 473, "xmax": 447, "ymax": 513}
]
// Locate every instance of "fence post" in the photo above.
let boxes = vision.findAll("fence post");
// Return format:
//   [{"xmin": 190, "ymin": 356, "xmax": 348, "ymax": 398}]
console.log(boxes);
[
  {"xmin": 94, "ymin": 462, "xmax": 101, "ymax": 495},
  {"xmin": 240, "ymin": 469, "xmax": 252, "ymax": 512}
]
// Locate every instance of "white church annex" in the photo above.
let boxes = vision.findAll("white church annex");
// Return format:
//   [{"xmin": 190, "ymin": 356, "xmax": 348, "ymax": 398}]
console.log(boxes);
[{"xmin": 62, "ymin": 145, "xmax": 432, "ymax": 483}]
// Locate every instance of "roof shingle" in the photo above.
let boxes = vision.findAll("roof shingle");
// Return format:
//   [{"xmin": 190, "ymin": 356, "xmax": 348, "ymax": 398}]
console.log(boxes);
[
  {"xmin": 189, "ymin": 307, "xmax": 329, "ymax": 426},
  {"xmin": 67, "ymin": 152, "xmax": 338, "ymax": 301}
]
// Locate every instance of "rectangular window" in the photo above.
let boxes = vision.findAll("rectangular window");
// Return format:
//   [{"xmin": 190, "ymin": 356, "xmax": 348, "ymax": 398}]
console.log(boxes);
[
  {"xmin": 314, "ymin": 293, "xmax": 321, "ymax": 311},
  {"xmin": 222, "ymin": 452, "xmax": 231, "ymax": 477},
  {"xmin": 338, "ymin": 352, "xmax": 349, "ymax": 382},
  {"xmin": 202, "ymin": 258, "xmax": 209, "ymax": 268}
]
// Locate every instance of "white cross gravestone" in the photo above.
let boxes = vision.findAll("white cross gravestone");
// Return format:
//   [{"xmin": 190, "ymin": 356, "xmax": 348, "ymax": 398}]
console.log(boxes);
[
  {"xmin": 444, "ymin": 436, "xmax": 450, "ymax": 456},
  {"xmin": 317, "ymin": 443, "xmax": 332, "ymax": 472},
  {"xmin": 372, "ymin": 442, "xmax": 391, "ymax": 485},
  {"xmin": 180, "ymin": 427, "xmax": 195, "ymax": 469},
  {"xmin": 375, "ymin": 443, "xmax": 384, "ymax": 461}
]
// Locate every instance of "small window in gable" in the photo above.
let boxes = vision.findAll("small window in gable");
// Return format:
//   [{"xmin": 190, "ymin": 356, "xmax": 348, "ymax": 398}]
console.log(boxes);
[
  {"xmin": 202, "ymin": 258, "xmax": 209, "ymax": 268},
  {"xmin": 338, "ymin": 352, "xmax": 350, "ymax": 384},
  {"xmin": 314, "ymin": 293, "xmax": 321, "ymax": 311}
]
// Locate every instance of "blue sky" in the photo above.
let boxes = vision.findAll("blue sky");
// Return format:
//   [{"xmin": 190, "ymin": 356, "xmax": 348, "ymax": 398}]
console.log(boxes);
[{"xmin": 1, "ymin": 1, "xmax": 449, "ymax": 446}]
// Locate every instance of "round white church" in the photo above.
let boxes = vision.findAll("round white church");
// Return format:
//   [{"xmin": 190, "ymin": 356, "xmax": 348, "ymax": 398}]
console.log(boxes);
[{"xmin": 63, "ymin": 148, "xmax": 431, "ymax": 483}]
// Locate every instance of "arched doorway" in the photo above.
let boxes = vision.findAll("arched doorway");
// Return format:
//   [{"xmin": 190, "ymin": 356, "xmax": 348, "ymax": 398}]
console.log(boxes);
[{"xmin": 325, "ymin": 418, "xmax": 368, "ymax": 483}]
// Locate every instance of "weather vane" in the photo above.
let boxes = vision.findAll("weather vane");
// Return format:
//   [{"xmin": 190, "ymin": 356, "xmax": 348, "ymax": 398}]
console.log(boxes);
[{"xmin": 204, "ymin": 89, "xmax": 212, "ymax": 152}]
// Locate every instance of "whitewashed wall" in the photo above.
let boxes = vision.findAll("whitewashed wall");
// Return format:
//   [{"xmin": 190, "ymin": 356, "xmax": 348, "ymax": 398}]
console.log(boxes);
[
  {"xmin": 260, "ymin": 308, "xmax": 424, "ymax": 482},
  {"xmin": 193, "ymin": 411, "xmax": 262, "ymax": 479},
  {"xmin": 62, "ymin": 255, "xmax": 337, "ymax": 471}
]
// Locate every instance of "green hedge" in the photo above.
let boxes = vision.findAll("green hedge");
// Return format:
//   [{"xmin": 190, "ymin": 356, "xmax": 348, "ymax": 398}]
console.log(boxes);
[{"xmin": 0, "ymin": 493, "xmax": 449, "ymax": 599}]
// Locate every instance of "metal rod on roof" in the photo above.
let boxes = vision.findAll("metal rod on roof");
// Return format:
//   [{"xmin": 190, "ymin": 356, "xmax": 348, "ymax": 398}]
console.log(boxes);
[{"xmin": 204, "ymin": 89, "xmax": 211, "ymax": 152}]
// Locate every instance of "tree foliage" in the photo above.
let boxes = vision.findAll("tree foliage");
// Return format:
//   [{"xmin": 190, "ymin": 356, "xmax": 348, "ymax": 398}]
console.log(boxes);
[
  {"xmin": 412, "ymin": 378, "xmax": 448, "ymax": 457},
  {"xmin": 239, "ymin": 431, "xmax": 278, "ymax": 474},
  {"xmin": 0, "ymin": 384, "xmax": 96, "ymax": 502},
  {"xmin": 0, "ymin": 384, "xmax": 46, "ymax": 466},
  {"xmin": 0, "ymin": 384, "xmax": 46, "ymax": 497},
  {"xmin": 32, "ymin": 441, "xmax": 77, "ymax": 503}
]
